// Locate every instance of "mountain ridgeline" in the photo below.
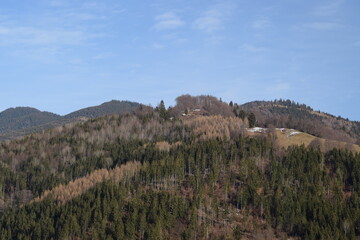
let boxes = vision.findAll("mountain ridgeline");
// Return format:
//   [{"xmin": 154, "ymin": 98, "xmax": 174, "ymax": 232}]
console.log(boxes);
[
  {"xmin": 0, "ymin": 95, "xmax": 359, "ymax": 239},
  {"xmin": 238, "ymin": 99, "xmax": 360, "ymax": 145},
  {"xmin": 0, "ymin": 100, "xmax": 141, "ymax": 141},
  {"xmin": 0, "ymin": 107, "xmax": 61, "ymax": 134}
]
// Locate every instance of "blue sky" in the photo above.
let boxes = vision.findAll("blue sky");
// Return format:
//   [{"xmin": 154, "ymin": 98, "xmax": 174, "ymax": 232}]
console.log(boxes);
[{"xmin": 0, "ymin": 0, "xmax": 359, "ymax": 120}]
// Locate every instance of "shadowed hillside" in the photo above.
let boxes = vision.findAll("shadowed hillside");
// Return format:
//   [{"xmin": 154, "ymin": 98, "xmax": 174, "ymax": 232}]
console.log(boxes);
[
  {"xmin": 64, "ymin": 100, "xmax": 140, "ymax": 119},
  {"xmin": 0, "ymin": 100, "xmax": 141, "ymax": 141},
  {"xmin": 0, "ymin": 107, "xmax": 61, "ymax": 134}
]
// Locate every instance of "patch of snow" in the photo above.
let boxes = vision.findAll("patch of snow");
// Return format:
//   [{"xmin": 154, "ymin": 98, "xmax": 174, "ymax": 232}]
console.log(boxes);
[
  {"xmin": 276, "ymin": 128, "xmax": 286, "ymax": 132},
  {"xmin": 289, "ymin": 131, "xmax": 300, "ymax": 136},
  {"xmin": 248, "ymin": 127, "xmax": 267, "ymax": 133}
]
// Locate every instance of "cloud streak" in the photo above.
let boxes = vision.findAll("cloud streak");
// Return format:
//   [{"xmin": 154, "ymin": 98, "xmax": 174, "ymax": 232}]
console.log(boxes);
[
  {"xmin": 240, "ymin": 44, "xmax": 267, "ymax": 52},
  {"xmin": 153, "ymin": 12, "xmax": 185, "ymax": 31},
  {"xmin": 312, "ymin": 0, "xmax": 344, "ymax": 16},
  {"xmin": 251, "ymin": 17, "xmax": 271, "ymax": 29},
  {"xmin": 0, "ymin": 26, "xmax": 95, "ymax": 46},
  {"xmin": 193, "ymin": 2, "xmax": 236, "ymax": 33},
  {"xmin": 307, "ymin": 22, "xmax": 340, "ymax": 30}
]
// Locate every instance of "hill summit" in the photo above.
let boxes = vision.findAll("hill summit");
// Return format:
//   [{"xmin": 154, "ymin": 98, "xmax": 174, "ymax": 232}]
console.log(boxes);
[{"xmin": 0, "ymin": 100, "xmax": 141, "ymax": 141}]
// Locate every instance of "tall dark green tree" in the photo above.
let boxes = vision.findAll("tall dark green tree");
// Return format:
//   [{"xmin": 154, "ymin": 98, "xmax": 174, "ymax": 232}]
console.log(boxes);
[
  {"xmin": 248, "ymin": 112, "xmax": 256, "ymax": 128},
  {"xmin": 158, "ymin": 100, "xmax": 169, "ymax": 120}
]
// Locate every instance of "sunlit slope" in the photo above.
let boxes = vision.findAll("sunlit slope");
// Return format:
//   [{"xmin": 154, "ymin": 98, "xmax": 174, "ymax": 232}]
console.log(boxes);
[{"xmin": 247, "ymin": 127, "xmax": 360, "ymax": 152}]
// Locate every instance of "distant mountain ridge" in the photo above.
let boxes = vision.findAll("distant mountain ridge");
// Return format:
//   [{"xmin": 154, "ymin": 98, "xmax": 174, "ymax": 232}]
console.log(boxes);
[
  {"xmin": 1, "ymin": 96, "xmax": 359, "ymax": 145},
  {"xmin": 0, "ymin": 100, "xmax": 141, "ymax": 141},
  {"xmin": 0, "ymin": 107, "xmax": 61, "ymax": 134},
  {"xmin": 64, "ymin": 100, "xmax": 140, "ymax": 119}
]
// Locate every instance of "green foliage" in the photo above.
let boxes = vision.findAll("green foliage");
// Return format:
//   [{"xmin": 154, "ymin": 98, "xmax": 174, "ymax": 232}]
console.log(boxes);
[
  {"xmin": 157, "ymin": 100, "xmax": 169, "ymax": 120},
  {"xmin": 248, "ymin": 112, "xmax": 256, "ymax": 128},
  {"xmin": 0, "ymin": 110, "xmax": 359, "ymax": 239}
]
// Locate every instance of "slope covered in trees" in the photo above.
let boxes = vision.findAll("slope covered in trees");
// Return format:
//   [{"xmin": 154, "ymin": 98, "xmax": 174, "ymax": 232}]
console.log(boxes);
[
  {"xmin": 0, "ymin": 107, "xmax": 61, "ymax": 134},
  {"xmin": 239, "ymin": 99, "xmax": 360, "ymax": 145},
  {"xmin": 0, "ymin": 103, "xmax": 359, "ymax": 239},
  {"xmin": 170, "ymin": 95, "xmax": 234, "ymax": 117},
  {"xmin": 64, "ymin": 100, "xmax": 141, "ymax": 119},
  {"xmin": 0, "ymin": 100, "xmax": 141, "ymax": 141}
]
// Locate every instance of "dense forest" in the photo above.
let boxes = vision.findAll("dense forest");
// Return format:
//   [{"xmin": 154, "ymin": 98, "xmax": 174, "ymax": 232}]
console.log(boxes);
[{"xmin": 0, "ymin": 96, "xmax": 359, "ymax": 239}]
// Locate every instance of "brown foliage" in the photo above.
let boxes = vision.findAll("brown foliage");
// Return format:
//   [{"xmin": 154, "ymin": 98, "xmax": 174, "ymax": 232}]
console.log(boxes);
[
  {"xmin": 33, "ymin": 161, "xmax": 141, "ymax": 205},
  {"xmin": 184, "ymin": 115, "xmax": 245, "ymax": 140},
  {"xmin": 0, "ymin": 113, "xmax": 186, "ymax": 171},
  {"xmin": 173, "ymin": 94, "xmax": 234, "ymax": 117},
  {"xmin": 154, "ymin": 141, "xmax": 182, "ymax": 153},
  {"xmin": 243, "ymin": 101, "xmax": 360, "ymax": 145}
]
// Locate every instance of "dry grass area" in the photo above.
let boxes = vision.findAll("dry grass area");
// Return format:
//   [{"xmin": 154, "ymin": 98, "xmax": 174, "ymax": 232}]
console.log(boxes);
[
  {"xmin": 274, "ymin": 129, "xmax": 316, "ymax": 148},
  {"xmin": 273, "ymin": 129, "xmax": 360, "ymax": 152},
  {"xmin": 184, "ymin": 115, "xmax": 360, "ymax": 153},
  {"xmin": 32, "ymin": 161, "xmax": 141, "ymax": 205}
]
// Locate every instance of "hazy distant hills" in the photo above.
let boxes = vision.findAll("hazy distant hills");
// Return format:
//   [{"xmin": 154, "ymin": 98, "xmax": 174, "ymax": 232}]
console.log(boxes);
[
  {"xmin": 0, "ymin": 107, "xmax": 61, "ymax": 134},
  {"xmin": 0, "ymin": 100, "xmax": 141, "ymax": 141},
  {"xmin": 64, "ymin": 100, "xmax": 140, "ymax": 119}
]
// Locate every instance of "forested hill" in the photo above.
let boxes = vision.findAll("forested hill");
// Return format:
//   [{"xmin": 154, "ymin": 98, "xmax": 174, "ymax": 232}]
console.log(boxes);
[
  {"xmin": 0, "ymin": 101, "xmax": 360, "ymax": 239},
  {"xmin": 64, "ymin": 100, "xmax": 141, "ymax": 119},
  {"xmin": 239, "ymin": 99, "xmax": 360, "ymax": 145},
  {"xmin": 0, "ymin": 107, "xmax": 61, "ymax": 134},
  {"xmin": 0, "ymin": 100, "xmax": 141, "ymax": 141}
]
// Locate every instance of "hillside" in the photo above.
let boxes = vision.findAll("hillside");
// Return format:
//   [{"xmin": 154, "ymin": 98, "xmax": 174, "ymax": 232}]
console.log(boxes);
[
  {"xmin": 247, "ymin": 127, "xmax": 360, "ymax": 152},
  {"xmin": 239, "ymin": 99, "xmax": 360, "ymax": 145},
  {"xmin": 0, "ymin": 103, "xmax": 359, "ymax": 239},
  {"xmin": 0, "ymin": 100, "xmax": 141, "ymax": 141},
  {"xmin": 64, "ymin": 100, "xmax": 141, "ymax": 119},
  {"xmin": 0, "ymin": 107, "xmax": 61, "ymax": 134}
]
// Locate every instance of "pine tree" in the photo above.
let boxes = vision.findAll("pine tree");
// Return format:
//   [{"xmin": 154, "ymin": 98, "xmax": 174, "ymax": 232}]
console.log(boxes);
[{"xmin": 248, "ymin": 112, "xmax": 256, "ymax": 128}]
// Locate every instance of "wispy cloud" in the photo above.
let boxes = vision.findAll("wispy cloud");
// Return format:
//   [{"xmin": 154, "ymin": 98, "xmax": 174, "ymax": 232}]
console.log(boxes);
[
  {"xmin": 0, "ymin": 26, "xmax": 93, "ymax": 46},
  {"xmin": 0, "ymin": 1, "xmax": 116, "ymax": 49},
  {"xmin": 312, "ymin": 0, "xmax": 344, "ymax": 16},
  {"xmin": 162, "ymin": 33, "xmax": 188, "ymax": 45},
  {"xmin": 10, "ymin": 47, "xmax": 61, "ymax": 62},
  {"xmin": 81, "ymin": 2, "xmax": 127, "ymax": 15},
  {"xmin": 194, "ymin": 10, "xmax": 223, "ymax": 32},
  {"xmin": 92, "ymin": 52, "xmax": 114, "ymax": 60},
  {"xmin": 307, "ymin": 22, "xmax": 340, "ymax": 30},
  {"xmin": 48, "ymin": 0, "xmax": 67, "ymax": 7},
  {"xmin": 153, "ymin": 12, "xmax": 185, "ymax": 31},
  {"xmin": 240, "ymin": 44, "xmax": 267, "ymax": 52},
  {"xmin": 69, "ymin": 58, "xmax": 84, "ymax": 65},
  {"xmin": 152, "ymin": 43, "xmax": 164, "ymax": 49},
  {"xmin": 206, "ymin": 36, "xmax": 226, "ymax": 45},
  {"xmin": 193, "ymin": 2, "xmax": 237, "ymax": 33},
  {"xmin": 251, "ymin": 17, "xmax": 271, "ymax": 29},
  {"xmin": 0, "ymin": 27, "xmax": 10, "ymax": 35},
  {"xmin": 65, "ymin": 12, "xmax": 107, "ymax": 21}
]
